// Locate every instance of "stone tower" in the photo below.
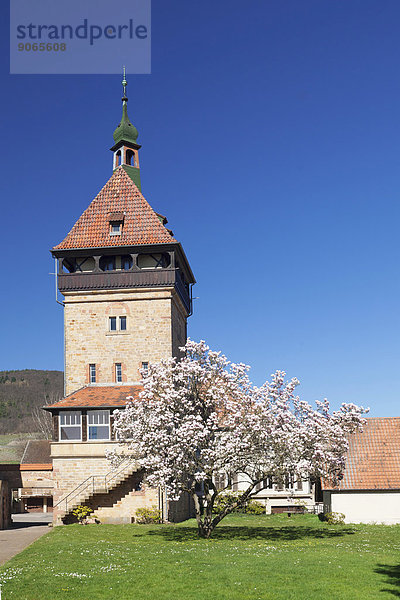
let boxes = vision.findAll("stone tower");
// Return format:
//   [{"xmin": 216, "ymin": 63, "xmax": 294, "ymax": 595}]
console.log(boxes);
[
  {"xmin": 52, "ymin": 78, "xmax": 195, "ymax": 397},
  {"xmin": 46, "ymin": 77, "xmax": 195, "ymax": 525}
]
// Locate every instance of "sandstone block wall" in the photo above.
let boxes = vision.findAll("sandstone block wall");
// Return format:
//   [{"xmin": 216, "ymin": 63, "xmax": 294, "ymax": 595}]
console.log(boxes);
[
  {"xmin": 95, "ymin": 486, "xmax": 159, "ymax": 524},
  {"xmin": 64, "ymin": 288, "xmax": 188, "ymax": 396},
  {"xmin": 171, "ymin": 291, "xmax": 187, "ymax": 359},
  {"xmin": 20, "ymin": 470, "xmax": 53, "ymax": 490},
  {"xmin": 51, "ymin": 442, "xmax": 192, "ymax": 525}
]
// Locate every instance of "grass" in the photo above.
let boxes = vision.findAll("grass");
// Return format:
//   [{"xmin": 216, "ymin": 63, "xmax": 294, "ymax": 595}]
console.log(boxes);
[
  {"xmin": 1, "ymin": 514, "xmax": 400, "ymax": 599},
  {"xmin": 0, "ymin": 433, "xmax": 40, "ymax": 463}
]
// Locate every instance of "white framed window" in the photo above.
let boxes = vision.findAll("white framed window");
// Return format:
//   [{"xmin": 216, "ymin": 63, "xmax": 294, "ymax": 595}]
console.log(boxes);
[
  {"xmin": 115, "ymin": 363, "xmax": 122, "ymax": 383},
  {"xmin": 108, "ymin": 316, "xmax": 127, "ymax": 332},
  {"xmin": 110, "ymin": 223, "xmax": 122, "ymax": 236},
  {"xmin": 89, "ymin": 364, "xmax": 96, "ymax": 383},
  {"xmin": 87, "ymin": 410, "xmax": 110, "ymax": 441},
  {"xmin": 59, "ymin": 411, "xmax": 82, "ymax": 441}
]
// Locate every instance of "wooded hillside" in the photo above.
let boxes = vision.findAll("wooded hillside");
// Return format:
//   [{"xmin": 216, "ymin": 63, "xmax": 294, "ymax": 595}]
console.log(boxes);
[{"xmin": 0, "ymin": 370, "xmax": 63, "ymax": 435}]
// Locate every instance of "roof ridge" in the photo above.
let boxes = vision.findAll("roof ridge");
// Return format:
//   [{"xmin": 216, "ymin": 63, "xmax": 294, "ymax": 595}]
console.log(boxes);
[
  {"xmin": 20, "ymin": 440, "xmax": 30, "ymax": 464},
  {"xmin": 117, "ymin": 166, "xmax": 173, "ymax": 235}
]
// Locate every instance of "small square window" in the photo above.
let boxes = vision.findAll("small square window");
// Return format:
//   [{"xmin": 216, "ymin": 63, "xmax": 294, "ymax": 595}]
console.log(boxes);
[
  {"xmin": 119, "ymin": 316, "xmax": 127, "ymax": 331},
  {"xmin": 89, "ymin": 364, "xmax": 96, "ymax": 384},
  {"xmin": 110, "ymin": 223, "xmax": 122, "ymax": 236},
  {"xmin": 141, "ymin": 361, "xmax": 149, "ymax": 375},
  {"xmin": 115, "ymin": 363, "xmax": 122, "ymax": 383}
]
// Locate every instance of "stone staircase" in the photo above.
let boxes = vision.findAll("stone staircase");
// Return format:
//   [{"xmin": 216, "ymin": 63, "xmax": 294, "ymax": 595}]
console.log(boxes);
[{"xmin": 55, "ymin": 460, "xmax": 144, "ymax": 524}]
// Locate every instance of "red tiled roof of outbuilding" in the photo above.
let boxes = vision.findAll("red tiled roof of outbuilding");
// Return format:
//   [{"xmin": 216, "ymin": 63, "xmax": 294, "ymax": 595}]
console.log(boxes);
[
  {"xmin": 323, "ymin": 417, "xmax": 400, "ymax": 491},
  {"xmin": 45, "ymin": 385, "xmax": 143, "ymax": 410},
  {"xmin": 53, "ymin": 166, "xmax": 176, "ymax": 250}
]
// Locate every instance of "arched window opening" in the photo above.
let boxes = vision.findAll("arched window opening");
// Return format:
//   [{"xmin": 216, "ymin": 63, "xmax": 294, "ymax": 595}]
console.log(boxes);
[
  {"xmin": 126, "ymin": 149, "xmax": 135, "ymax": 167},
  {"xmin": 115, "ymin": 151, "xmax": 121, "ymax": 167}
]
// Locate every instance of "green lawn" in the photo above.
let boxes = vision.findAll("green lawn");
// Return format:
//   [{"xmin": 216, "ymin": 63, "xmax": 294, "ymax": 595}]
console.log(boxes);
[{"xmin": 1, "ymin": 514, "xmax": 400, "ymax": 599}]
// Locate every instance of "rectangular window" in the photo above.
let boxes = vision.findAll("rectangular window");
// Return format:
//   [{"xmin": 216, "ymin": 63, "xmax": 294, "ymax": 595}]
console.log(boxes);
[
  {"xmin": 122, "ymin": 256, "xmax": 131, "ymax": 270},
  {"xmin": 119, "ymin": 316, "xmax": 127, "ymax": 331},
  {"xmin": 214, "ymin": 473, "xmax": 225, "ymax": 491},
  {"xmin": 232, "ymin": 474, "xmax": 239, "ymax": 492},
  {"xmin": 104, "ymin": 257, "xmax": 116, "ymax": 271},
  {"xmin": 87, "ymin": 410, "xmax": 110, "ymax": 441},
  {"xmin": 263, "ymin": 476, "xmax": 273, "ymax": 489},
  {"xmin": 141, "ymin": 361, "xmax": 149, "ymax": 375},
  {"xmin": 109, "ymin": 316, "xmax": 117, "ymax": 331},
  {"xmin": 89, "ymin": 364, "xmax": 96, "ymax": 383},
  {"xmin": 115, "ymin": 363, "xmax": 122, "ymax": 383},
  {"xmin": 59, "ymin": 411, "xmax": 81, "ymax": 441},
  {"xmin": 110, "ymin": 223, "xmax": 122, "ymax": 236}
]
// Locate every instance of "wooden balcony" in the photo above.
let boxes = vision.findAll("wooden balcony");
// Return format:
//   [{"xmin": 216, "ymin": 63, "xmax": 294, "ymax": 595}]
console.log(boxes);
[{"xmin": 58, "ymin": 268, "xmax": 191, "ymax": 314}]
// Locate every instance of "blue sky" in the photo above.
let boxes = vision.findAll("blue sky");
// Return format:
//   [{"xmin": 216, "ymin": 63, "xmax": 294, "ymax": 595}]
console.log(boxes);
[{"xmin": 2, "ymin": 0, "xmax": 400, "ymax": 415}]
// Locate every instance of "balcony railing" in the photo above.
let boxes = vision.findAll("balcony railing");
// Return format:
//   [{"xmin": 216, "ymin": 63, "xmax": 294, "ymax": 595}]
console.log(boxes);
[{"xmin": 58, "ymin": 268, "xmax": 191, "ymax": 313}]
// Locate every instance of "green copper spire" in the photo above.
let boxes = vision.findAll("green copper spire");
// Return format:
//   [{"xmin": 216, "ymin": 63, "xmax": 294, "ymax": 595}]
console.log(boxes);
[{"xmin": 113, "ymin": 67, "xmax": 139, "ymax": 146}]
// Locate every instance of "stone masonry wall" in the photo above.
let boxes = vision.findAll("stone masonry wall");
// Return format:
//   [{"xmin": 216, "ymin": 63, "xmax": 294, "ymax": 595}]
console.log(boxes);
[
  {"xmin": 52, "ymin": 456, "xmax": 111, "ymax": 523},
  {"xmin": 171, "ymin": 291, "xmax": 188, "ymax": 360},
  {"xmin": 52, "ymin": 446, "xmax": 192, "ymax": 525},
  {"xmin": 20, "ymin": 470, "xmax": 53, "ymax": 490},
  {"xmin": 64, "ymin": 288, "xmax": 182, "ymax": 396},
  {"xmin": 95, "ymin": 486, "xmax": 160, "ymax": 524}
]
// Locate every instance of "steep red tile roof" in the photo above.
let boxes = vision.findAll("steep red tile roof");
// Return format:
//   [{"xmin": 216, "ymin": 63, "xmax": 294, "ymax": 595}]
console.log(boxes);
[
  {"xmin": 323, "ymin": 417, "xmax": 400, "ymax": 490},
  {"xmin": 45, "ymin": 385, "xmax": 142, "ymax": 409},
  {"xmin": 53, "ymin": 167, "xmax": 176, "ymax": 250}
]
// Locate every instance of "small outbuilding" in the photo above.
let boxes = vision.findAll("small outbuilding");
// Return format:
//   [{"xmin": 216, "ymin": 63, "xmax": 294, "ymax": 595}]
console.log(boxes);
[
  {"xmin": 18, "ymin": 440, "xmax": 53, "ymax": 513},
  {"xmin": 323, "ymin": 417, "xmax": 400, "ymax": 524}
]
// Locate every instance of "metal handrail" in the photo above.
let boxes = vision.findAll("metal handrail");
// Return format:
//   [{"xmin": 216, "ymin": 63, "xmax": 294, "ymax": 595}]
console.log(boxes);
[
  {"xmin": 104, "ymin": 457, "xmax": 135, "ymax": 488},
  {"xmin": 54, "ymin": 457, "xmax": 136, "ymax": 513},
  {"xmin": 54, "ymin": 476, "xmax": 94, "ymax": 511}
]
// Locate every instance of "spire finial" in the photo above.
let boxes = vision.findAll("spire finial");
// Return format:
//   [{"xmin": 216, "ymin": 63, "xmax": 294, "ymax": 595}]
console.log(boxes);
[{"xmin": 122, "ymin": 66, "xmax": 128, "ymax": 101}]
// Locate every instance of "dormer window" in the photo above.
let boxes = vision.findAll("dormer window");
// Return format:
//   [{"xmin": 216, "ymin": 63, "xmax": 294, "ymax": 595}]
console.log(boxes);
[
  {"xmin": 110, "ymin": 222, "xmax": 122, "ymax": 236},
  {"xmin": 108, "ymin": 212, "xmax": 125, "ymax": 236}
]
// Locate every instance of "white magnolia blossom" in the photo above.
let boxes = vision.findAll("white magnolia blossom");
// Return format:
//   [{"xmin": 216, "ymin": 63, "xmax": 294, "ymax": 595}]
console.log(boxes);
[{"xmin": 111, "ymin": 340, "xmax": 366, "ymax": 537}]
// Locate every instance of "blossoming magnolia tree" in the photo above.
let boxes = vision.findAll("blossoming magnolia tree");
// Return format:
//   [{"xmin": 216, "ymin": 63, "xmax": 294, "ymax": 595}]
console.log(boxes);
[{"xmin": 111, "ymin": 340, "xmax": 366, "ymax": 538}]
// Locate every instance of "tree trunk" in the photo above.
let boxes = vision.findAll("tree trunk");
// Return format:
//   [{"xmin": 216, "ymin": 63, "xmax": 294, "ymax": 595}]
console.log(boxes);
[
  {"xmin": 192, "ymin": 479, "xmax": 218, "ymax": 538},
  {"xmin": 191, "ymin": 479, "xmax": 262, "ymax": 538}
]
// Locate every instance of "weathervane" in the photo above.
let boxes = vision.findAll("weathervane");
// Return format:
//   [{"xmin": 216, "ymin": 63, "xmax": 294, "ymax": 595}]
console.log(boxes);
[{"xmin": 122, "ymin": 66, "xmax": 128, "ymax": 101}]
